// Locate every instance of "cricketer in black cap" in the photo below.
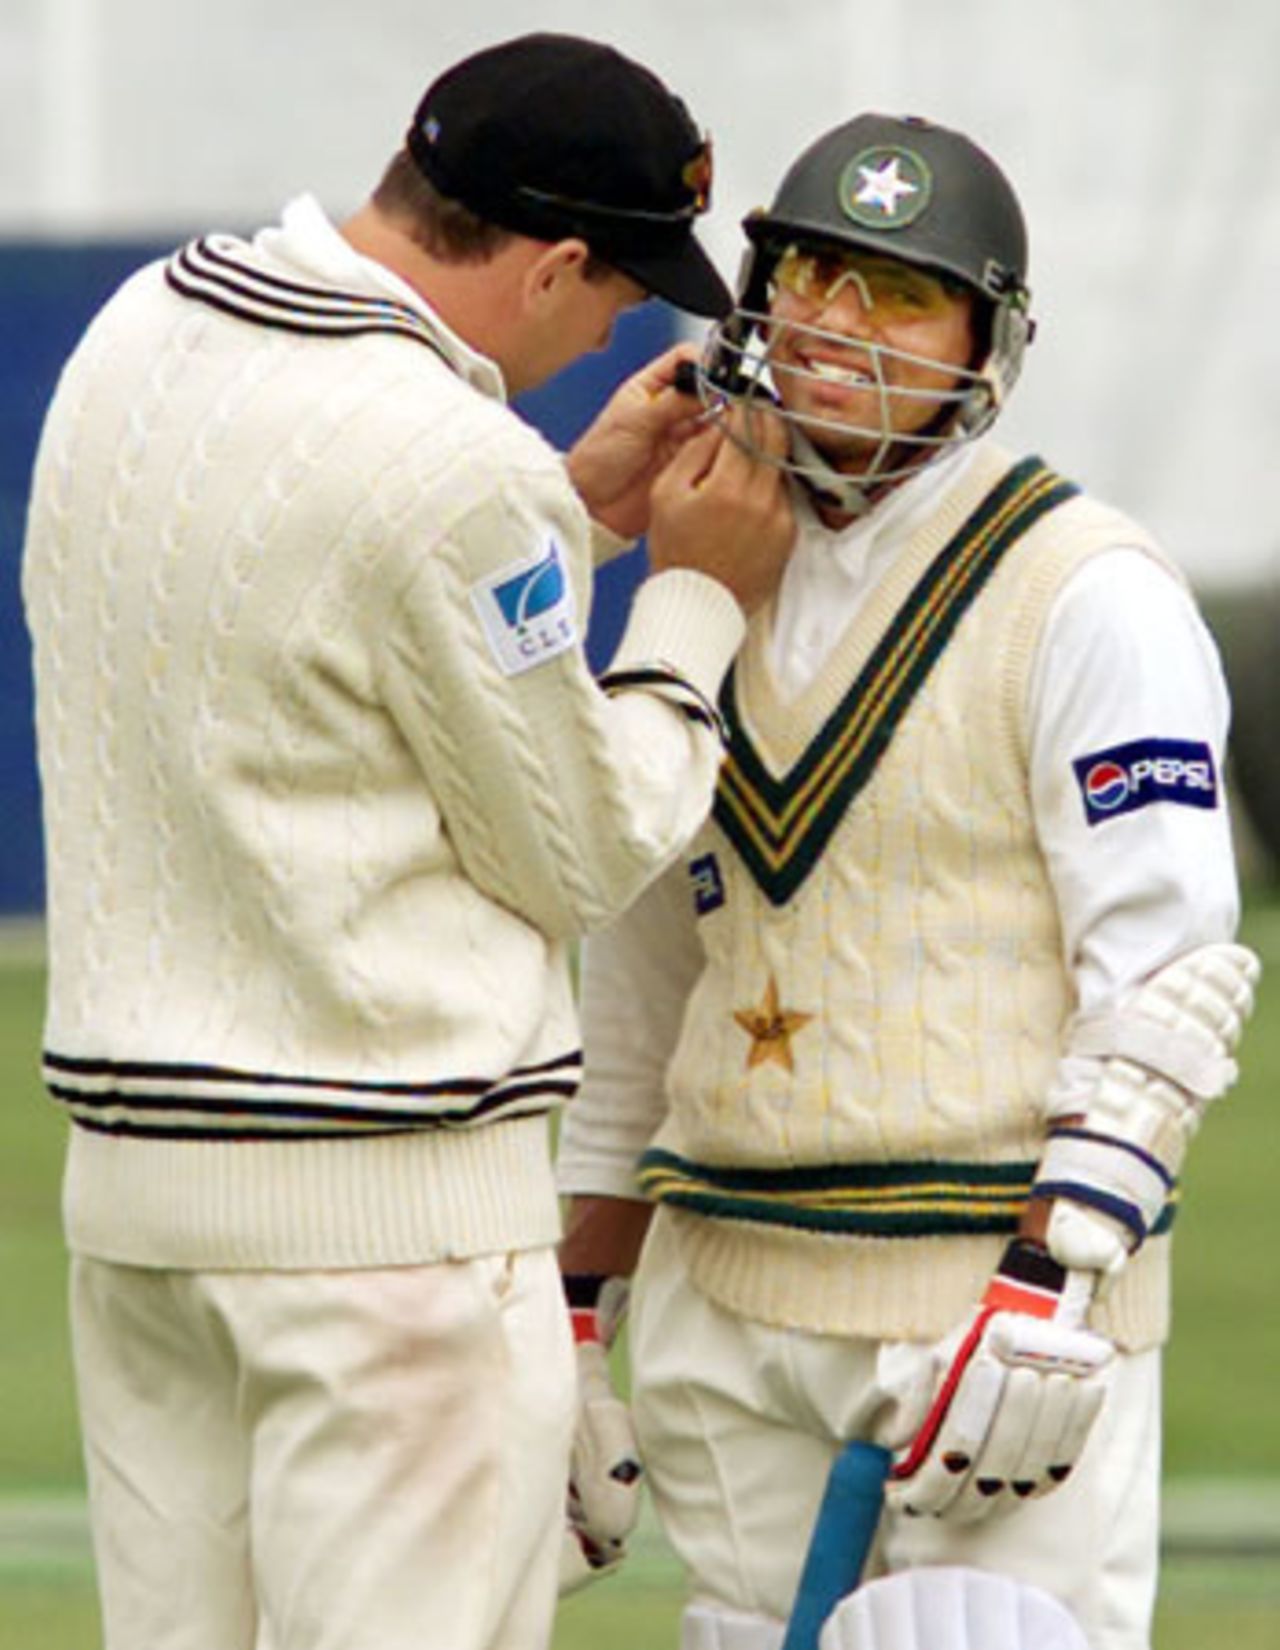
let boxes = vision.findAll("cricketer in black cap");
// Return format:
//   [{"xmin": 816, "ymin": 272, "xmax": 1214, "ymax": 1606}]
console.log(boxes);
[{"xmin": 25, "ymin": 23, "xmax": 796, "ymax": 1650}]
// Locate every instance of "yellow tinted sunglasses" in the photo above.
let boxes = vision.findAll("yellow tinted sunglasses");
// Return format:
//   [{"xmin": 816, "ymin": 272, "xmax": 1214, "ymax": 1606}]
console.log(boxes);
[{"xmin": 771, "ymin": 243, "xmax": 962, "ymax": 321}]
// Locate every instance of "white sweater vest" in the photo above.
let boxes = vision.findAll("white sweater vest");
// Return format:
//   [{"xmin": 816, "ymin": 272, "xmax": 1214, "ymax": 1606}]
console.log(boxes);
[{"xmin": 640, "ymin": 447, "xmax": 1177, "ymax": 1350}]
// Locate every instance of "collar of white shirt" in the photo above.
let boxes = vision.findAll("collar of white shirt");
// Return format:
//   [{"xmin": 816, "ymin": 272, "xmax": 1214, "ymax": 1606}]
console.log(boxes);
[{"xmin": 770, "ymin": 445, "xmax": 980, "ymax": 699}]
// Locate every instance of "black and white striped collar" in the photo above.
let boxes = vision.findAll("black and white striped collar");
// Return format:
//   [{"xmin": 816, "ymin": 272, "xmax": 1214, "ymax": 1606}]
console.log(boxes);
[{"xmin": 164, "ymin": 195, "xmax": 506, "ymax": 397}]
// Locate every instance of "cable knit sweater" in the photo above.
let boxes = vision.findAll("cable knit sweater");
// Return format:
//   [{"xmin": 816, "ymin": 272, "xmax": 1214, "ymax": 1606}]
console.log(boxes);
[
  {"xmin": 634, "ymin": 447, "xmax": 1176, "ymax": 1349},
  {"xmin": 21, "ymin": 196, "xmax": 743, "ymax": 1271}
]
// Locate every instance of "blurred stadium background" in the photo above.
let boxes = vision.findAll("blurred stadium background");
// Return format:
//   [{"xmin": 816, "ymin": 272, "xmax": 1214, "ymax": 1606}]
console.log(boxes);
[{"xmin": 1, "ymin": 3, "xmax": 1276, "ymax": 1644}]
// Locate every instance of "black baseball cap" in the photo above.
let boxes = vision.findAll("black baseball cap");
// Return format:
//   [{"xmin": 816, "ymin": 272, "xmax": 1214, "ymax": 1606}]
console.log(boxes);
[{"xmin": 405, "ymin": 33, "xmax": 732, "ymax": 318}]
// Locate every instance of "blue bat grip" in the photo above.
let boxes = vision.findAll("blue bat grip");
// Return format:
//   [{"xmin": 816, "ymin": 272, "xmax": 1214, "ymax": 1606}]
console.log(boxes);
[{"xmin": 780, "ymin": 1440, "xmax": 892, "ymax": 1650}]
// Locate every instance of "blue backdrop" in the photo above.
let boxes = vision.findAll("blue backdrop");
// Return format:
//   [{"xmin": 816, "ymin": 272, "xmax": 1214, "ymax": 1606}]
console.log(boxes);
[{"xmin": 0, "ymin": 242, "xmax": 672, "ymax": 915}]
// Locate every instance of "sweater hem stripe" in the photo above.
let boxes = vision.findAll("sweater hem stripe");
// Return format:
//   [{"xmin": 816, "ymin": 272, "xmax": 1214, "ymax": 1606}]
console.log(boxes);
[
  {"xmin": 47, "ymin": 1047, "xmax": 582, "ymax": 1137},
  {"xmin": 637, "ymin": 1148, "xmax": 1176, "ymax": 1239}
]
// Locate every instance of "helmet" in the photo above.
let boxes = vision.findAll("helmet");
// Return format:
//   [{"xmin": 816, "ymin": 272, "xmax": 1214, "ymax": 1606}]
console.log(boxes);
[{"xmin": 698, "ymin": 113, "xmax": 1035, "ymax": 514}]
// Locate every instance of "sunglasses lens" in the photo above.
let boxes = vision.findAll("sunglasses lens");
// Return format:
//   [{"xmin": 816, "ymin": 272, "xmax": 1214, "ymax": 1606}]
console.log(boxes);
[{"xmin": 773, "ymin": 246, "xmax": 955, "ymax": 320}]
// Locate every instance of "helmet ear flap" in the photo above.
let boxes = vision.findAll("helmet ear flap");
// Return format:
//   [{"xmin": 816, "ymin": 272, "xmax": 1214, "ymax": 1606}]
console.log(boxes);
[
  {"xmin": 986, "ymin": 300, "xmax": 1033, "ymax": 403},
  {"xmin": 947, "ymin": 297, "xmax": 1031, "ymax": 442}
]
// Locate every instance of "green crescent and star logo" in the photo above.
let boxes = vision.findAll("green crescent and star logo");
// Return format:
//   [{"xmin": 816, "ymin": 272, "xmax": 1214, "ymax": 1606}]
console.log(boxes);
[{"xmin": 838, "ymin": 145, "xmax": 933, "ymax": 229}]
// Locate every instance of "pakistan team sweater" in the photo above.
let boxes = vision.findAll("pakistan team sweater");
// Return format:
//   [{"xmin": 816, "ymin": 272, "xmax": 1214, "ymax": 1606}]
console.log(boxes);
[{"xmin": 638, "ymin": 446, "xmax": 1176, "ymax": 1350}]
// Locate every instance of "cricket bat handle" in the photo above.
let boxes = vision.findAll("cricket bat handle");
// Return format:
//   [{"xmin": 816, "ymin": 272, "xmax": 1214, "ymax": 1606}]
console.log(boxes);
[{"xmin": 780, "ymin": 1440, "xmax": 892, "ymax": 1650}]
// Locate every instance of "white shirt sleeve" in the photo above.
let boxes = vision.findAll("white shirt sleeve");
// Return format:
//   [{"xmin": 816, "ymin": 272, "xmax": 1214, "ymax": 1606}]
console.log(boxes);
[
  {"xmin": 556, "ymin": 858, "xmax": 704, "ymax": 1198},
  {"xmin": 1027, "ymin": 548, "xmax": 1241, "ymax": 1111}
]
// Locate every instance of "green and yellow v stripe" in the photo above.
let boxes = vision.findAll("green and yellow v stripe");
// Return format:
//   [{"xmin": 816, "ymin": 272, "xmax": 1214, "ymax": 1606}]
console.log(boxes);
[{"xmin": 713, "ymin": 457, "xmax": 1077, "ymax": 905}]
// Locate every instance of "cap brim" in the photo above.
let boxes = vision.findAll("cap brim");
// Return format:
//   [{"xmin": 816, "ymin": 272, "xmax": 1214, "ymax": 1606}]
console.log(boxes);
[{"xmin": 613, "ymin": 236, "xmax": 733, "ymax": 320}]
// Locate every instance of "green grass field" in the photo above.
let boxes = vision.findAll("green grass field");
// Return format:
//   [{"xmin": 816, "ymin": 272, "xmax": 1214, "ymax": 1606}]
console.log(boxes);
[{"xmin": 2, "ymin": 897, "xmax": 1278, "ymax": 1648}]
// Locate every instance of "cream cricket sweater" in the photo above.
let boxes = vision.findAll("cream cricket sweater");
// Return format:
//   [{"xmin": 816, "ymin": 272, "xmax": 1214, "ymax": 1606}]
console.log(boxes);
[
  {"xmin": 21, "ymin": 199, "xmax": 743, "ymax": 1271},
  {"xmin": 637, "ymin": 446, "xmax": 1177, "ymax": 1350}
]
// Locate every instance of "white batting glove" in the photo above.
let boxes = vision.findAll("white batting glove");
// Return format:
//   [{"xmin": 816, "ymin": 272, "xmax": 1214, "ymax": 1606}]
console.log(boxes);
[
  {"xmin": 558, "ymin": 1275, "xmax": 643, "ymax": 1594},
  {"xmin": 885, "ymin": 1240, "xmax": 1114, "ymax": 1524}
]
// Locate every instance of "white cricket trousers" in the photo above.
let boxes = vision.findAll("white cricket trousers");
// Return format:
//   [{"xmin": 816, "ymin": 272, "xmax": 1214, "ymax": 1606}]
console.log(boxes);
[
  {"xmin": 70, "ymin": 1247, "xmax": 576, "ymax": 1650},
  {"xmin": 630, "ymin": 1213, "xmax": 1162, "ymax": 1650}
]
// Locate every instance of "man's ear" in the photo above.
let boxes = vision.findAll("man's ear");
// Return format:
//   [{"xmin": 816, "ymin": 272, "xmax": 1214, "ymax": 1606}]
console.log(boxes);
[{"xmin": 523, "ymin": 238, "xmax": 591, "ymax": 312}]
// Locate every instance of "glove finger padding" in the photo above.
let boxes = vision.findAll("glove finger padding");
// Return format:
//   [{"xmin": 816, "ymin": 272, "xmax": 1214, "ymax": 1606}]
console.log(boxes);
[
  {"xmin": 558, "ymin": 1524, "xmax": 626, "ymax": 1597},
  {"xmin": 886, "ymin": 1242, "xmax": 1113, "ymax": 1524},
  {"xmin": 1004, "ymin": 1366, "xmax": 1105, "ymax": 1503}
]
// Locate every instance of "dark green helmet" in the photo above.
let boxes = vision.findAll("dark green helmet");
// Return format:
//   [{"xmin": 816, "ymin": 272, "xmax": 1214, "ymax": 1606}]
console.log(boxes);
[{"xmin": 742, "ymin": 111, "xmax": 1030, "ymax": 318}]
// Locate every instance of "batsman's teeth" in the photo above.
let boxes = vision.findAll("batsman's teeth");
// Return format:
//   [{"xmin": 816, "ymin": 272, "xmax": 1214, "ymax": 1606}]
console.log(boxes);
[{"xmin": 808, "ymin": 360, "xmax": 872, "ymax": 387}]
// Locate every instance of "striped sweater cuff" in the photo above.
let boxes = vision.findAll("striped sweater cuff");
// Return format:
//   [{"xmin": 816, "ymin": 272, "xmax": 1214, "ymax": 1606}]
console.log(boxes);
[{"xmin": 606, "ymin": 569, "xmax": 745, "ymax": 714}]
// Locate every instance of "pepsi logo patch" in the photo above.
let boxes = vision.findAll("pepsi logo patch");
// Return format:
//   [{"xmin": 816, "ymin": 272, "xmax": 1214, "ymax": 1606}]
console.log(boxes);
[
  {"xmin": 1072, "ymin": 738, "xmax": 1218, "ymax": 827},
  {"xmin": 470, "ymin": 537, "xmax": 578, "ymax": 676}
]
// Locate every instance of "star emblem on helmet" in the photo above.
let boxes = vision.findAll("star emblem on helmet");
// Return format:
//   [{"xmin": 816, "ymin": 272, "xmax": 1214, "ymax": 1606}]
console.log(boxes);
[
  {"xmin": 856, "ymin": 157, "xmax": 917, "ymax": 213},
  {"xmin": 838, "ymin": 146, "xmax": 933, "ymax": 229}
]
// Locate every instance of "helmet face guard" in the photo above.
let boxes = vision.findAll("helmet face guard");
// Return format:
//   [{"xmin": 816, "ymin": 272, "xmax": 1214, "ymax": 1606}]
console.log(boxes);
[{"xmin": 696, "ymin": 114, "xmax": 1035, "ymax": 514}]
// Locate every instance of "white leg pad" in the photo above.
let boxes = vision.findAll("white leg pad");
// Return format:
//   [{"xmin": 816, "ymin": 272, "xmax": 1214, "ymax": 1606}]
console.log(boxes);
[
  {"xmin": 817, "ymin": 1568, "xmax": 1090, "ymax": 1650},
  {"xmin": 682, "ymin": 1601, "xmax": 786, "ymax": 1650}
]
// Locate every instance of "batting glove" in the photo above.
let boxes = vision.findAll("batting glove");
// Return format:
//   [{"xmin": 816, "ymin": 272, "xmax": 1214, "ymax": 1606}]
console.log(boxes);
[
  {"xmin": 885, "ymin": 1239, "xmax": 1114, "ymax": 1524},
  {"xmin": 559, "ymin": 1275, "xmax": 643, "ymax": 1594}
]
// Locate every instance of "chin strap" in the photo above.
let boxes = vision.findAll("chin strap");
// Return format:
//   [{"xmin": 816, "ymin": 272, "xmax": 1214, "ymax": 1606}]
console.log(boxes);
[{"xmin": 785, "ymin": 426, "xmax": 877, "ymax": 516}]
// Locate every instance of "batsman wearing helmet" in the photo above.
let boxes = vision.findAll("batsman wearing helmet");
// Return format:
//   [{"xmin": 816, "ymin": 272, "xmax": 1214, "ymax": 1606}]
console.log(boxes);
[{"xmin": 557, "ymin": 113, "xmax": 1260, "ymax": 1650}]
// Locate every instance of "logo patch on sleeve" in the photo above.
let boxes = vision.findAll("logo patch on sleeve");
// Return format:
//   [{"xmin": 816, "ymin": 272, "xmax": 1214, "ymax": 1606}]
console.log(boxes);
[
  {"xmin": 1072, "ymin": 738, "xmax": 1218, "ymax": 826},
  {"xmin": 470, "ymin": 537, "xmax": 578, "ymax": 676},
  {"xmin": 689, "ymin": 852, "xmax": 725, "ymax": 915}
]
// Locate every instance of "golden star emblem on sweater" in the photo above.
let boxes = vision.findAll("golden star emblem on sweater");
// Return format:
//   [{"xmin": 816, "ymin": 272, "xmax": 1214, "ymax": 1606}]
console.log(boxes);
[{"xmin": 733, "ymin": 975, "xmax": 813, "ymax": 1072}]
